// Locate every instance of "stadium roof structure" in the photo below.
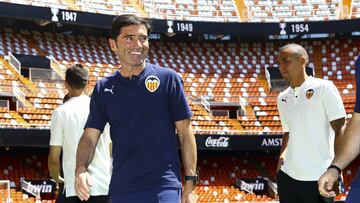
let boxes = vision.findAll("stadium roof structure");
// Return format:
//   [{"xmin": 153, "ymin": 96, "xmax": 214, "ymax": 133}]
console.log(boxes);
[{"xmin": 0, "ymin": 1, "xmax": 360, "ymax": 36}]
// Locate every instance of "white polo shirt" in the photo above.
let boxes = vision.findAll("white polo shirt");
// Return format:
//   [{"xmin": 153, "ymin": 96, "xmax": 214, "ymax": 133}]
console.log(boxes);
[
  {"xmin": 277, "ymin": 76, "xmax": 346, "ymax": 181},
  {"xmin": 50, "ymin": 95, "xmax": 111, "ymax": 197}
]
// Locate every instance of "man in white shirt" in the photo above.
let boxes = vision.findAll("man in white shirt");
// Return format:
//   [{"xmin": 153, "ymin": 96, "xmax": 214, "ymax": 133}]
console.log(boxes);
[
  {"xmin": 48, "ymin": 64, "xmax": 111, "ymax": 203},
  {"xmin": 53, "ymin": 94, "xmax": 70, "ymax": 203},
  {"xmin": 276, "ymin": 43, "xmax": 346, "ymax": 203}
]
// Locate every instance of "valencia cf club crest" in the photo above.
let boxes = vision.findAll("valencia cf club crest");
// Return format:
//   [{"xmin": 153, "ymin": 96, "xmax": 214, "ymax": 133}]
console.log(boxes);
[
  {"xmin": 145, "ymin": 75, "xmax": 160, "ymax": 92},
  {"xmin": 306, "ymin": 89, "xmax": 314, "ymax": 99}
]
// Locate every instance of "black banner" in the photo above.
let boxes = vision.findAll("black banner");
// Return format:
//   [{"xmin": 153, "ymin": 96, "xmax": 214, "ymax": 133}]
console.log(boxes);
[
  {"xmin": 0, "ymin": 128, "xmax": 283, "ymax": 150},
  {"xmin": 196, "ymin": 134, "xmax": 283, "ymax": 150},
  {"xmin": 0, "ymin": 2, "xmax": 360, "ymax": 35},
  {"xmin": 0, "ymin": 128, "xmax": 50, "ymax": 147}
]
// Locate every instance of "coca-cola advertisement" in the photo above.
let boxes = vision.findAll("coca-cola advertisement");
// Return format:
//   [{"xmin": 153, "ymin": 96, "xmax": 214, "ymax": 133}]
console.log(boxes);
[
  {"xmin": 205, "ymin": 136, "xmax": 230, "ymax": 148},
  {"xmin": 195, "ymin": 134, "xmax": 283, "ymax": 151}
]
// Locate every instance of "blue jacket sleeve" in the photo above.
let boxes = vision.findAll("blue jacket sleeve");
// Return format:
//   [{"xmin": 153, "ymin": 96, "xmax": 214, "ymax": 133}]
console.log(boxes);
[{"xmin": 354, "ymin": 54, "xmax": 360, "ymax": 113}]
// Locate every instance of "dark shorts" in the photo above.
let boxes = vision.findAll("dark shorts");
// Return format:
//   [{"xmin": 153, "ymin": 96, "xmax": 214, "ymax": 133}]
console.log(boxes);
[
  {"xmin": 346, "ymin": 170, "xmax": 360, "ymax": 203},
  {"xmin": 277, "ymin": 170, "xmax": 333, "ymax": 203},
  {"xmin": 110, "ymin": 187, "xmax": 181, "ymax": 203},
  {"xmin": 346, "ymin": 187, "xmax": 360, "ymax": 203}
]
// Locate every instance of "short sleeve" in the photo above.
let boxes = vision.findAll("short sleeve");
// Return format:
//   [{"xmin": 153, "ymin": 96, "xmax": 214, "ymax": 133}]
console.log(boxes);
[
  {"xmin": 354, "ymin": 54, "xmax": 360, "ymax": 113},
  {"xmin": 277, "ymin": 99, "xmax": 289, "ymax": 133},
  {"xmin": 168, "ymin": 73, "xmax": 193, "ymax": 121},
  {"xmin": 322, "ymin": 81, "xmax": 346, "ymax": 121},
  {"xmin": 49, "ymin": 109, "xmax": 63, "ymax": 146},
  {"xmin": 85, "ymin": 81, "xmax": 108, "ymax": 132},
  {"xmin": 103, "ymin": 123, "xmax": 112, "ymax": 144}
]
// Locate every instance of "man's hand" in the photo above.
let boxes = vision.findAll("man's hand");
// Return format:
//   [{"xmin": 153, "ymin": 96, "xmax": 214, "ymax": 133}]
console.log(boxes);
[
  {"xmin": 75, "ymin": 171, "xmax": 93, "ymax": 201},
  {"xmin": 318, "ymin": 168, "xmax": 339, "ymax": 198},
  {"xmin": 56, "ymin": 176, "xmax": 64, "ymax": 184},
  {"xmin": 181, "ymin": 182, "xmax": 197, "ymax": 203}
]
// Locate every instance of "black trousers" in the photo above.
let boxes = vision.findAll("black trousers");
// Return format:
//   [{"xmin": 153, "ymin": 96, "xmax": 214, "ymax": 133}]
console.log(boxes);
[
  {"xmin": 55, "ymin": 185, "xmax": 109, "ymax": 203},
  {"xmin": 277, "ymin": 170, "xmax": 334, "ymax": 203},
  {"xmin": 63, "ymin": 195, "xmax": 109, "ymax": 203}
]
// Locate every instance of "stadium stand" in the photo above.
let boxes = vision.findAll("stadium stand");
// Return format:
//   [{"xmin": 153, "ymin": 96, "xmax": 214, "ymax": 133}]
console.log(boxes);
[
  {"xmin": 2, "ymin": 146, "xmax": 358, "ymax": 202},
  {"xmin": 143, "ymin": 0, "xmax": 240, "ymax": 22},
  {"xmin": 1, "ymin": 27, "xmax": 360, "ymax": 133},
  {"xmin": 245, "ymin": 0, "xmax": 343, "ymax": 22},
  {"xmin": 352, "ymin": 0, "xmax": 360, "ymax": 18},
  {"xmin": 7, "ymin": 0, "xmax": 360, "ymax": 22}
]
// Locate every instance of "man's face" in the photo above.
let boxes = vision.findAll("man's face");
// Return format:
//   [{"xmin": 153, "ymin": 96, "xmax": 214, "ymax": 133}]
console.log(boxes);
[
  {"xmin": 278, "ymin": 48, "xmax": 303, "ymax": 82},
  {"xmin": 109, "ymin": 24, "xmax": 149, "ymax": 70}
]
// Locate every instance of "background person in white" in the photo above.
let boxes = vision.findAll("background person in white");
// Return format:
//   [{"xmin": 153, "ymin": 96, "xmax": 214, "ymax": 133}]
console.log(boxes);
[
  {"xmin": 48, "ymin": 64, "xmax": 111, "ymax": 203},
  {"xmin": 276, "ymin": 43, "xmax": 346, "ymax": 203}
]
